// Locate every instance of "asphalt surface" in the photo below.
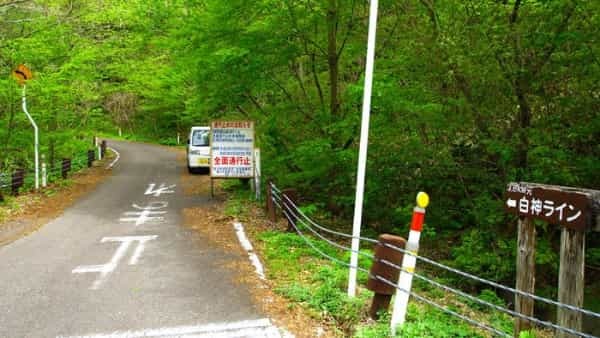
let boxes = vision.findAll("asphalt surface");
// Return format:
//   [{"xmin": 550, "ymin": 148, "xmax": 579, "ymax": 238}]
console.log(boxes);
[{"xmin": 0, "ymin": 141, "xmax": 281, "ymax": 338}]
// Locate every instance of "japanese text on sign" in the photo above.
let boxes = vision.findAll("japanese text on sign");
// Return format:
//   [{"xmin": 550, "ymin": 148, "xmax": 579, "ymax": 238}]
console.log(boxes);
[
  {"xmin": 211, "ymin": 121, "xmax": 254, "ymax": 178},
  {"xmin": 505, "ymin": 183, "xmax": 590, "ymax": 231}
]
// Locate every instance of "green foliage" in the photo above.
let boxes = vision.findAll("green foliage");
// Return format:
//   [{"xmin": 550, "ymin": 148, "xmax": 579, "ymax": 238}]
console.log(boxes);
[
  {"xmin": 260, "ymin": 231, "xmax": 369, "ymax": 330},
  {"xmin": 463, "ymin": 289, "xmax": 505, "ymax": 313},
  {"xmin": 587, "ymin": 248, "xmax": 600, "ymax": 267},
  {"xmin": 519, "ymin": 330, "xmax": 537, "ymax": 338},
  {"xmin": 354, "ymin": 318, "xmax": 391, "ymax": 338},
  {"xmin": 451, "ymin": 229, "xmax": 516, "ymax": 284},
  {"xmin": 397, "ymin": 303, "xmax": 484, "ymax": 338}
]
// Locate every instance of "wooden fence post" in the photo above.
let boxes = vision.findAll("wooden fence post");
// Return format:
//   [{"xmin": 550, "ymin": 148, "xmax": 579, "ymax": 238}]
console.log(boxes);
[
  {"xmin": 282, "ymin": 189, "xmax": 298, "ymax": 232},
  {"xmin": 514, "ymin": 217, "xmax": 536, "ymax": 336}
]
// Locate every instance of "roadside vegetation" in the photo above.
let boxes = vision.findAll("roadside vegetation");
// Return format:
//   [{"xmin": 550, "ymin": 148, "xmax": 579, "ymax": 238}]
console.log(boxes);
[
  {"xmin": 222, "ymin": 184, "xmax": 528, "ymax": 337},
  {"xmin": 0, "ymin": 150, "xmax": 113, "ymax": 245}
]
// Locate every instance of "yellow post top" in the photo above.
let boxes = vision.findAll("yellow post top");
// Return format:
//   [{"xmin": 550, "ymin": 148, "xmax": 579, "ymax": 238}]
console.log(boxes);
[{"xmin": 416, "ymin": 192, "xmax": 430, "ymax": 208}]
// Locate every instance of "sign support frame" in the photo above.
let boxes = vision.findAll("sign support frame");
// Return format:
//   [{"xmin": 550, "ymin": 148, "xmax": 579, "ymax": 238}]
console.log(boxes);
[{"xmin": 506, "ymin": 182, "xmax": 599, "ymax": 337}]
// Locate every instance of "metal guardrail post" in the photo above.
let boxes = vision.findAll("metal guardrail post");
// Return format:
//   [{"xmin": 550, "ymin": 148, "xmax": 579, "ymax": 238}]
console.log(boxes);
[
  {"xmin": 12, "ymin": 168, "xmax": 25, "ymax": 196},
  {"xmin": 367, "ymin": 234, "xmax": 407, "ymax": 319},
  {"xmin": 62, "ymin": 158, "xmax": 71, "ymax": 179},
  {"xmin": 101, "ymin": 140, "xmax": 107, "ymax": 159},
  {"xmin": 87, "ymin": 150, "xmax": 95, "ymax": 168},
  {"xmin": 282, "ymin": 189, "xmax": 298, "ymax": 232},
  {"xmin": 266, "ymin": 179, "xmax": 276, "ymax": 222}
]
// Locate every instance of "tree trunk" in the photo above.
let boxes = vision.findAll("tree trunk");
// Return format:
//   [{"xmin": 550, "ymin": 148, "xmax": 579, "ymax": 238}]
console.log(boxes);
[
  {"xmin": 327, "ymin": 0, "xmax": 339, "ymax": 115},
  {"xmin": 515, "ymin": 77, "xmax": 531, "ymax": 180}
]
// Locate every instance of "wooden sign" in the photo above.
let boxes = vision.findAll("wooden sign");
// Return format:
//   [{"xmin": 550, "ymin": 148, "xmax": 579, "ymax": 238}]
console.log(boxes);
[
  {"xmin": 12, "ymin": 64, "xmax": 33, "ymax": 85},
  {"xmin": 505, "ymin": 183, "xmax": 591, "ymax": 231}
]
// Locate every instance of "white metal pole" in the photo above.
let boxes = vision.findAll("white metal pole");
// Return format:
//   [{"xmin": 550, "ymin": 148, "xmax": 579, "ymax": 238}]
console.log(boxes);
[
  {"xmin": 41, "ymin": 155, "xmax": 47, "ymax": 188},
  {"xmin": 22, "ymin": 85, "xmax": 39, "ymax": 190},
  {"xmin": 348, "ymin": 0, "xmax": 379, "ymax": 297},
  {"xmin": 254, "ymin": 148, "xmax": 261, "ymax": 201},
  {"xmin": 390, "ymin": 192, "xmax": 429, "ymax": 334}
]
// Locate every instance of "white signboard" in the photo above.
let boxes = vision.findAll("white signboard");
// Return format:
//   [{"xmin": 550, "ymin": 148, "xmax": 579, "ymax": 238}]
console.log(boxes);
[{"xmin": 211, "ymin": 121, "xmax": 255, "ymax": 178}]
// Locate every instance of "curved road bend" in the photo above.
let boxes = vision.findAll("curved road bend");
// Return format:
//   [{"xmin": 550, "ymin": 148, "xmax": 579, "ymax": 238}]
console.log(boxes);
[{"xmin": 0, "ymin": 140, "xmax": 286, "ymax": 338}]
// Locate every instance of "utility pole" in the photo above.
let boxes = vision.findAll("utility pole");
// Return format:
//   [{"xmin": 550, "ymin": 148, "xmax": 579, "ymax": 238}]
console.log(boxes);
[{"xmin": 348, "ymin": 0, "xmax": 379, "ymax": 297}]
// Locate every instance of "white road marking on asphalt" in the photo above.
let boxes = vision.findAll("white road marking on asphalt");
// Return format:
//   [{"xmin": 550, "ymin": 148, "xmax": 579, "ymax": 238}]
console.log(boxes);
[
  {"xmin": 120, "ymin": 210, "xmax": 166, "ymax": 226},
  {"xmin": 56, "ymin": 318, "xmax": 294, "ymax": 338},
  {"xmin": 72, "ymin": 236, "xmax": 158, "ymax": 289},
  {"xmin": 233, "ymin": 222, "xmax": 254, "ymax": 252},
  {"xmin": 106, "ymin": 147, "xmax": 120, "ymax": 169},
  {"xmin": 133, "ymin": 202, "xmax": 169, "ymax": 210},
  {"xmin": 119, "ymin": 202, "xmax": 169, "ymax": 226},
  {"xmin": 234, "ymin": 222, "xmax": 266, "ymax": 280},
  {"xmin": 144, "ymin": 183, "xmax": 176, "ymax": 197}
]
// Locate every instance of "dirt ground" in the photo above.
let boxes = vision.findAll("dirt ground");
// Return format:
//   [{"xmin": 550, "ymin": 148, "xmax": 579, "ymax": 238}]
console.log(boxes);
[
  {"xmin": 177, "ymin": 150, "xmax": 338, "ymax": 338},
  {"xmin": 0, "ymin": 154, "xmax": 114, "ymax": 247}
]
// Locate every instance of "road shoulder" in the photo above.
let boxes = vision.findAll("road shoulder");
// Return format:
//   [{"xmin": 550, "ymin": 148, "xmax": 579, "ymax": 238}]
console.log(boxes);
[{"xmin": 0, "ymin": 153, "xmax": 116, "ymax": 247}]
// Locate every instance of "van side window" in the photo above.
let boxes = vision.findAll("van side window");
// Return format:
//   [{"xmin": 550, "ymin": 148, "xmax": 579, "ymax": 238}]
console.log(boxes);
[{"xmin": 192, "ymin": 130, "xmax": 210, "ymax": 147}]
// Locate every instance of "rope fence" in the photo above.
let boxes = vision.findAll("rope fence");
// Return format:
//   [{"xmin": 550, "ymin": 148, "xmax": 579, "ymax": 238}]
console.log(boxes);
[{"xmin": 269, "ymin": 182, "xmax": 600, "ymax": 338}]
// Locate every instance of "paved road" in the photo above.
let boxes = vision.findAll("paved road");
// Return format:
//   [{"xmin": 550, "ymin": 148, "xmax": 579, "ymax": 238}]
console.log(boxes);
[{"xmin": 0, "ymin": 141, "xmax": 283, "ymax": 338}]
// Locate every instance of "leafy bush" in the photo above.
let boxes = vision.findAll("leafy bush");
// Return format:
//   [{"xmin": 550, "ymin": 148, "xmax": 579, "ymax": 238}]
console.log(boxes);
[
  {"xmin": 451, "ymin": 229, "xmax": 515, "ymax": 284},
  {"xmin": 464, "ymin": 289, "xmax": 505, "ymax": 313}
]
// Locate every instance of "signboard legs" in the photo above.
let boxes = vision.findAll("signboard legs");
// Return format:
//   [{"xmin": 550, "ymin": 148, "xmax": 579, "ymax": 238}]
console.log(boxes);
[
  {"xmin": 254, "ymin": 149, "xmax": 261, "ymax": 201},
  {"xmin": 514, "ymin": 217, "xmax": 536, "ymax": 336},
  {"xmin": 557, "ymin": 228, "xmax": 585, "ymax": 338}
]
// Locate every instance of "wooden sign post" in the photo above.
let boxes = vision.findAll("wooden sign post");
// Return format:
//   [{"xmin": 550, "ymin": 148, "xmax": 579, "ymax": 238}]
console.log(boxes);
[{"xmin": 505, "ymin": 182, "xmax": 599, "ymax": 338}]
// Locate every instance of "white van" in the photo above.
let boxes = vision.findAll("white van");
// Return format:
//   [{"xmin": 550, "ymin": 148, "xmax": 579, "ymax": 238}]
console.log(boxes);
[{"xmin": 187, "ymin": 126, "xmax": 211, "ymax": 174}]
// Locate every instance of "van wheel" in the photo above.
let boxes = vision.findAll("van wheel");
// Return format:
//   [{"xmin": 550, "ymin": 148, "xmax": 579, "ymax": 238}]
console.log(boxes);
[{"xmin": 187, "ymin": 166, "xmax": 194, "ymax": 174}]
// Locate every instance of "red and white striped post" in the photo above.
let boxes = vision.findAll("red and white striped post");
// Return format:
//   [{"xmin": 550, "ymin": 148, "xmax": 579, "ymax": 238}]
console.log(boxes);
[{"xmin": 390, "ymin": 192, "xmax": 429, "ymax": 335}]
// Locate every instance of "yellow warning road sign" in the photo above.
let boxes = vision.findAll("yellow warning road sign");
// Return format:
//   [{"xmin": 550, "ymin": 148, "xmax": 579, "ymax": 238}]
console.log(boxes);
[{"xmin": 13, "ymin": 64, "xmax": 33, "ymax": 85}]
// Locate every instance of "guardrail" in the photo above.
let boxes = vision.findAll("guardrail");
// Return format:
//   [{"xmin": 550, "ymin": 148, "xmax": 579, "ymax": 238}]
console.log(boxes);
[
  {"xmin": 0, "ymin": 147, "xmax": 102, "ymax": 201},
  {"xmin": 266, "ymin": 181, "xmax": 600, "ymax": 338}
]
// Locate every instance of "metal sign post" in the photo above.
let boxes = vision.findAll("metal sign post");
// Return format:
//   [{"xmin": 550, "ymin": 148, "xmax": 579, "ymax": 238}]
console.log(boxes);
[
  {"xmin": 22, "ymin": 85, "xmax": 39, "ymax": 190},
  {"xmin": 254, "ymin": 148, "xmax": 261, "ymax": 201},
  {"xmin": 13, "ymin": 64, "xmax": 38, "ymax": 191},
  {"xmin": 348, "ymin": 0, "xmax": 379, "ymax": 297}
]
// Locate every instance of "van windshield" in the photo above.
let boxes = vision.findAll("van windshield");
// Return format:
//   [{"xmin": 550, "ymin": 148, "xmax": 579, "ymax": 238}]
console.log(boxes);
[{"xmin": 191, "ymin": 130, "xmax": 210, "ymax": 147}]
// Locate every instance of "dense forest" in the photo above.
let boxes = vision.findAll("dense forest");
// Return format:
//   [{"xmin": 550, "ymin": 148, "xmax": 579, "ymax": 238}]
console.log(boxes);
[{"xmin": 1, "ymin": 0, "xmax": 599, "ymax": 312}]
